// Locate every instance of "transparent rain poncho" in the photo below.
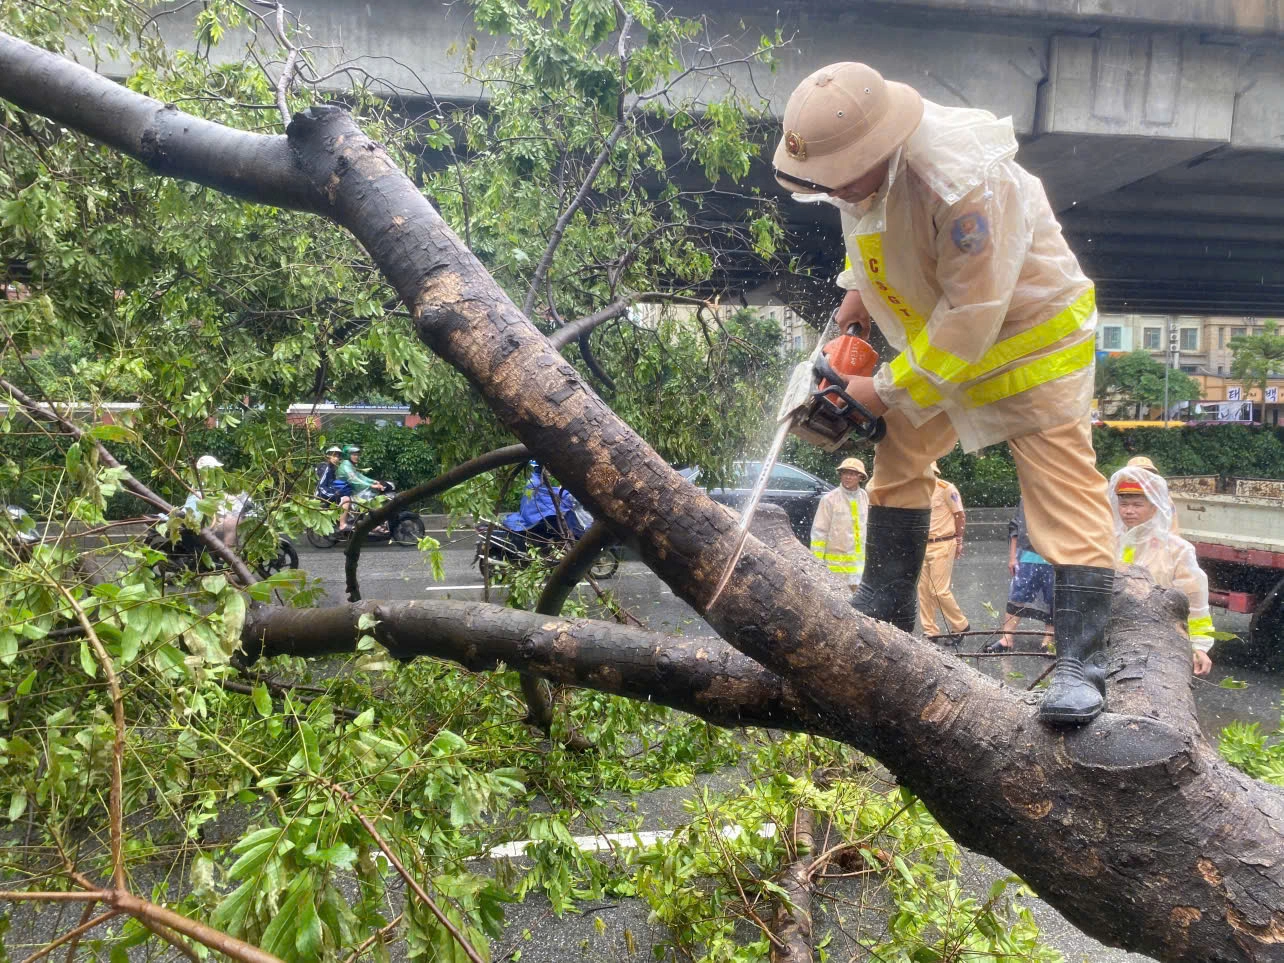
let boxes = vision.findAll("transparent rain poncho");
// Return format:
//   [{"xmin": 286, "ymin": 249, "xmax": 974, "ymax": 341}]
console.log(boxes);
[
  {"xmin": 1108, "ymin": 466, "xmax": 1213, "ymax": 651},
  {"xmin": 829, "ymin": 100, "xmax": 1098, "ymax": 452}
]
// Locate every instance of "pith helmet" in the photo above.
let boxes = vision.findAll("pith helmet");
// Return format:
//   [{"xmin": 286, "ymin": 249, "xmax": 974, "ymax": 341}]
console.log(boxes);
[
  {"xmin": 773, "ymin": 62, "xmax": 923, "ymax": 194},
  {"xmin": 838, "ymin": 457, "xmax": 867, "ymax": 479}
]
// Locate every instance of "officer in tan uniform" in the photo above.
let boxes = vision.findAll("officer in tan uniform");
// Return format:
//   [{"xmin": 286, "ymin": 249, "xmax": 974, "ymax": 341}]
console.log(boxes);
[
  {"xmin": 810, "ymin": 456, "xmax": 871, "ymax": 590},
  {"xmin": 917, "ymin": 462, "xmax": 969, "ymax": 643},
  {"xmin": 773, "ymin": 62, "xmax": 1116, "ymax": 726}
]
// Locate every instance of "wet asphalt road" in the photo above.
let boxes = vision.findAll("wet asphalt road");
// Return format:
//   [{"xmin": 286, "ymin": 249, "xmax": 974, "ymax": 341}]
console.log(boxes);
[
  {"xmin": 283, "ymin": 518, "xmax": 1283, "ymax": 963},
  {"xmin": 313, "ymin": 518, "xmax": 1281, "ymax": 741},
  {"xmin": 9, "ymin": 523, "xmax": 1274, "ymax": 962}
]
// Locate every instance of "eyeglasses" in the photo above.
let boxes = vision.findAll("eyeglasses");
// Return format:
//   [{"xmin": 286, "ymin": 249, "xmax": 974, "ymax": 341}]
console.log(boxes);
[{"xmin": 774, "ymin": 167, "xmax": 837, "ymax": 194}]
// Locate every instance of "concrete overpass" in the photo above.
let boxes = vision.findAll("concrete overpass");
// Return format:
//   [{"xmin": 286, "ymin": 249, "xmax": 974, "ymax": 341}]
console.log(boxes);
[{"xmin": 136, "ymin": 0, "xmax": 1284, "ymax": 314}]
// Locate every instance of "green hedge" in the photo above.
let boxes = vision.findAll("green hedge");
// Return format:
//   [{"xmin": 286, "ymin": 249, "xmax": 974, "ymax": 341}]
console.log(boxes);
[{"xmin": 786, "ymin": 424, "xmax": 1284, "ymax": 509}]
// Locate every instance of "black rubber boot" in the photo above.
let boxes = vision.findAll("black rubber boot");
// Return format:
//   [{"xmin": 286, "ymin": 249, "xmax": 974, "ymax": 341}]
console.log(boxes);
[
  {"xmin": 850, "ymin": 507, "xmax": 931, "ymax": 633},
  {"xmin": 1039, "ymin": 565, "xmax": 1114, "ymax": 726}
]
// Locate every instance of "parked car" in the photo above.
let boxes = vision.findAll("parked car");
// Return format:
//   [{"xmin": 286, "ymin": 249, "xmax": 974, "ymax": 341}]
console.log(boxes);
[{"xmin": 678, "ymin": 461, "xmax": 832, "ymax": 542}]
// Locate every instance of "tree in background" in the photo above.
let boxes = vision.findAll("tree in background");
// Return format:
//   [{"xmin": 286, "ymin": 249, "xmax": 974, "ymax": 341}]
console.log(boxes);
[
  {"xmin": 1095, "ymin": 349, "xmax": 1201, "ymax": 419},
  {"xmin": 1230, "ymin": 319, "xmax": 1284, "ymax": 401}
]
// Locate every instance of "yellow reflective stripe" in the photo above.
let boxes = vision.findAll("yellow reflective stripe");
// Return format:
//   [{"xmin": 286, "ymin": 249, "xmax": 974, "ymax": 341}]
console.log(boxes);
[
  {"xmin": 889, "ymin": 352, "xmax": 945, "ymax": 408},
  {"xmin": 821, "ymin": 552, "xmax": 859, "ymax": 562},
  {"xmin": 1121, "ymin": 545, "xmax": 1136, "ymax": 564},
  {"xmin": 844, "ymin": 254, "xmax": 851, "ymax": 271},
  {"xmin": 850, "ymin": 503, "xmax": 862, "ymax": 557},
  {"xmin": 904, "ymin": 289, "xmax": 1096, "ymax": 385},
  {"xmin": 964, "ymin": 338, "xmax": 1096, "ymax": 408},
  {"xmin": 826, "ymin": 563, "xmax": 862, "ymax": 573},
  {"xmin": 1188, "ymin": 615, "xmax": 1214, "ymax": 637},
  {"xmin": 855, "ymin": 234, "xmax": 927, "ymax": 340}
]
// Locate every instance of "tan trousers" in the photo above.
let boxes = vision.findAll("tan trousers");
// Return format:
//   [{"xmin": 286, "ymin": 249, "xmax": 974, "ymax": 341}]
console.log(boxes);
[
  {"xmin": 868, "ymin": 409, "xmax": 1114, "ymax": 568},
  {"xmin": 918, "ymin": 541, "xmax": 968, "ymax": 636}
]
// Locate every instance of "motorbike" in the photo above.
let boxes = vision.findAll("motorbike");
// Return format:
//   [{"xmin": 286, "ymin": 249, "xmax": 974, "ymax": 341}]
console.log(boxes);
[
  {"xmin": 3, "ymin": 505, "xmax": 40, "ymax": 560},
  {"xmin": 305, "ymin": 481, "xmax": 426, "ymax": 549},
  {"xmin": 473, "ymin": 517, "xmax": 620, "ymax": 581},
  {"xmin": 144, "ymin": 507, "xmax": 298, "ymax": 580}
]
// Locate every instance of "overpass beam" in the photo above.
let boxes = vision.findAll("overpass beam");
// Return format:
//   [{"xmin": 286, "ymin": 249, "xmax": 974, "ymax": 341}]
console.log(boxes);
[{"xmin": 1021, "ymin": 31, "xmax": 1240, "ymax": 210}]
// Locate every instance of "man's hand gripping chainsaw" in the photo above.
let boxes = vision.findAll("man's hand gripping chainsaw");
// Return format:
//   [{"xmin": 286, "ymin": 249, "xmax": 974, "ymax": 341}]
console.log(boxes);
[
  {"xmin": 785, "ymin": 321, "xmax": 885, "ymax": 449},
  {"xmin": 704, "ymin": 319, "xmax": 885, "ymax": 609}
]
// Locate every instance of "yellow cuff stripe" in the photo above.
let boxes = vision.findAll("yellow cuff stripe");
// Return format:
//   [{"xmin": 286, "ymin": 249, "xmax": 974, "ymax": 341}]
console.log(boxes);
[{"xmin": 1188, "ymin": 616, "xmax": 1215, "ymax": 637}]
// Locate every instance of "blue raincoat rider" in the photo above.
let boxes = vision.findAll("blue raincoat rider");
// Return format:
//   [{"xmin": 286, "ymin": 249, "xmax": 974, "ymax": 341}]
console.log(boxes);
[{"xmin": 502, "ymin": 462, "xmax": 587, "ymax": 541}]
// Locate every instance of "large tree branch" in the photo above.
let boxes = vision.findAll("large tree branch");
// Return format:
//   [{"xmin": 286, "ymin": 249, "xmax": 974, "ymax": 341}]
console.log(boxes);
[
  {"xmin": 0, "ymin": 35, "xmax": 318, "ymax": 211},
  {"xmin": 242, "ymin": 599, "xmax": 827, "ymax": 737},
  {"xmin": 7, "ymin": 36, "xmax": 1284, "ymax": 960}
]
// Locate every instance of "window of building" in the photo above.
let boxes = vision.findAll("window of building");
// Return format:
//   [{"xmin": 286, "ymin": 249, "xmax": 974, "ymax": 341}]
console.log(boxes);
[
  {"xmin": 1180, "ymin": 328, "xmax": 1198, "ymax": 351},
  {"xmin": 1217, "ymin": 365, "xmax": 1224, "ymax": 374},
  {"xmin": 1218, "ymin": 328, "xmax": 1225, "ymax": 349},
  {"xmin": 1143, "ymin": 327, "xmax": 1162, "ymax": 350},
  {"xmin": 1101, "ymin": 326, "xmax": 1122, "ymax": 350},
  {"xmin": 1232, "ymin": 327, "xmax": 1247, "ymax": 339},
  {"xmin": 1179, "ymin": 365, "xmax": 1197, "ymax": 373}
]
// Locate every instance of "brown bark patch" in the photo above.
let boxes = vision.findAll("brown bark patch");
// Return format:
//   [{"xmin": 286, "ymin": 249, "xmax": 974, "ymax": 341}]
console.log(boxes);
[
  {"xmin": 414, "ymin": 273, "xmax": 465, "ymax": 316},
  {"xmin": 1227, "ymin": 906, "xmax": 1284, "ymax": 943},
  {"xmin": 1197, "ymin": 857, "xmax": 1223, "ymax": 886},
  {"xmin": 1171, "ymin": 906, "xmax": 1201, "ymax": 927},
  {"xmin": 919, "ymin": 690, "xmax": 956, "ymax": 725}
]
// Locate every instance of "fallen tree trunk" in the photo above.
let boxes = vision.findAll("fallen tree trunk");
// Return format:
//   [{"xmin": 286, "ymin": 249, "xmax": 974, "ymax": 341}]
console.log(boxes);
[{"xmin": 6, "ymin": 33, "xmax": 1284, "ymax": 960}]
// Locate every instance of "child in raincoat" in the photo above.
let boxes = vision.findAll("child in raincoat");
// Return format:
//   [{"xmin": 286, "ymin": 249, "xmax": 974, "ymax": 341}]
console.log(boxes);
[{"xmin": 1109, "ymin": 466, "xmax": 1213, "ymax": 676}]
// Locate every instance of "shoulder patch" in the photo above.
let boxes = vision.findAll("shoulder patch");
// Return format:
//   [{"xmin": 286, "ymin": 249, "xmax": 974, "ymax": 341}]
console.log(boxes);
[{"xmin": 950, "ymin": 212, "xmax": 989, "ymax": 255}]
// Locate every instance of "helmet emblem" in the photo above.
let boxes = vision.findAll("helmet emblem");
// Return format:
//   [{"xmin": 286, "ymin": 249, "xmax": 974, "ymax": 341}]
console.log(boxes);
[{"xmin": 784, "ymin": 130, "xmax": 807, "ymax": 159}]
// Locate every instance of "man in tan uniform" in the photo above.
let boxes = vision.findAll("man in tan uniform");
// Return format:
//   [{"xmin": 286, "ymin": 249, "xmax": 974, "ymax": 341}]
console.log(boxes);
[
  {"xmin": 810, "ymin": 457, "xmax": 871, "ymax": 590},
  {"xmin": 917, "ymin": 463, "xmax": 969, "ymax": 642},
  {"xmin": 773, "ymin": 62, "xmax": 1116, "ymax": 726}
]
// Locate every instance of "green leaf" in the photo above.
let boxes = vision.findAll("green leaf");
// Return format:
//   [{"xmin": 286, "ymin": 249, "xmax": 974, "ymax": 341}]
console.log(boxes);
[
  {"xmin": 79, "ymin": 639, "xmax": 97, "ymax": 678},
  {"xmin": 299, "ymin": 721, "xmax": 322, "ymax": 773},
  {"xmin": 221, "ymin": 590, "xmax": 246, "ymax": 656},
  {"xmin": 8, "ymin": 791, "xmax": 27, "ymax": 822},
  {"xmin": 252, "ymin": 683, "xmax": 273, "ymax": 718},
  {"xmin": 1219, "ymin": 677, "xmax": 1248, "ymax": 689},
  {"xmin": 296, "ymin": 889, "xmax": 324, "ymax": 960},
  {"xmin": 88, "ymin": 423, "xmax": 138, "ymax": 444},
  {"xmin": 201, "ymin": 574, "xmax": 227, "ymax": 596},
  {"xmin": 15, "ymin": 669, "xmax": 36, "ymax": 696}
]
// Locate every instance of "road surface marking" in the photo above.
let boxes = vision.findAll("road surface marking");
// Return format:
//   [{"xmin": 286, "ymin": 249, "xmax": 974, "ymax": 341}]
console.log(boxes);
[{"xmin": 481, "ymin": 823, "xmax": 776, "ymax": 859}]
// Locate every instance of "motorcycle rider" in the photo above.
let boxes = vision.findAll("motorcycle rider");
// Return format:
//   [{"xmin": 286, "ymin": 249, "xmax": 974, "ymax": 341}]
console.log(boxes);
[
  {"xmin": 337, "ymin": 445, "xmax": 390, "ymax": 534},
  {"xmin": 316, "ymin": 445, "xmax": 353, "ymax": 530},
  {"xmin": 182, "ymin": 454, "xmax": 246, "ymax": 547},
  {"xmin": 502, "ymin": 461, "xmax": 586, "ymax": 546}
]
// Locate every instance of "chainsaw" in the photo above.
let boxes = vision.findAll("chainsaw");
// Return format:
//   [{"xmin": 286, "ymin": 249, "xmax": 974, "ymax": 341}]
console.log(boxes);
[{"xmin": 706, "ymin": 316, "xmax": 886, "ymax": 608}]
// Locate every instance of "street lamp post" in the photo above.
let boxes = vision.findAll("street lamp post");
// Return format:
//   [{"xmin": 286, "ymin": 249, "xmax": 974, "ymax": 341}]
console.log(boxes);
[{"xmin": 1164, "ymin": 323, "xmax": 1179, "ymax": 426}]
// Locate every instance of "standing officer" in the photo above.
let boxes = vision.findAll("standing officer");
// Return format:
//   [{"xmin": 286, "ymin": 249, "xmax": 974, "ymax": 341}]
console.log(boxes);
[
  {"xmin": 773, "ymin": 62, "xmax": 1115, "ymax": 726},
  {"xmin": 917, "ymin": 462, "xmax": 969, "ymax": 643},
  {"xmin": 810, "ymin": 457, "xmax": 871, "ymax": 591}
]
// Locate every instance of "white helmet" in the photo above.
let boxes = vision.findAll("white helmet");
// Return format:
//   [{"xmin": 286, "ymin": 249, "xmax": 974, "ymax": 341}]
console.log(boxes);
[{"xmin": 195, "ymin": 455, "xmax": 224, "ymax": 471}]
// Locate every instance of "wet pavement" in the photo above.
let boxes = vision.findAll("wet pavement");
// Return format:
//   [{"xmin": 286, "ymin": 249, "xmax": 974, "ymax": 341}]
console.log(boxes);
[
  {"xmin": 9, "ymin": 521, "xmax": 1275, "ymax": 962},
  {"xmin": 285, "ymin": 516, "xmax": 1284, "ymax": 963}
]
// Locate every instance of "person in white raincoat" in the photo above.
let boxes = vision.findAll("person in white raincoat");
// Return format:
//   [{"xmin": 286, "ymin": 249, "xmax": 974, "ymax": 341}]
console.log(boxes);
[
  {"xmin": 810, "ymin": 457, "xmax": 870, "ymax": 590},
  {"xmin": 1110, "ymin": 467, "xmax": 1214, "ymax": 676},
  {"xmin": 773, "ymin": 62, "xmax": 1116, "ymax": 726}
]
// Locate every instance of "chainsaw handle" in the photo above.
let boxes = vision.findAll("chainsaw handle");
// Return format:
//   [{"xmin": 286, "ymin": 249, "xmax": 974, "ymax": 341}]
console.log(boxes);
[{"xmin": 812, "ymin": 356, "xmax": 887, "ymax": 443}]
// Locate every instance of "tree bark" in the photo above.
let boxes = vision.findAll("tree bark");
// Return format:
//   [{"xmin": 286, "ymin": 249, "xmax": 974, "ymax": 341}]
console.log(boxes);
[
  {"xmin": 241, "ymin": 599, "xmax": 826, "ymax": 737},
  {"xmin": 6, "ymin": 33, "xmax": 1284, "ymax": 960}
]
